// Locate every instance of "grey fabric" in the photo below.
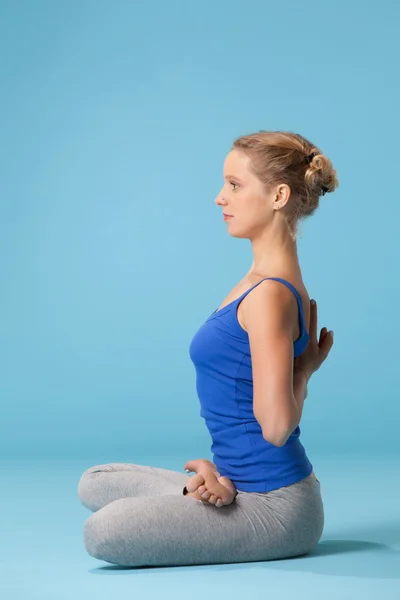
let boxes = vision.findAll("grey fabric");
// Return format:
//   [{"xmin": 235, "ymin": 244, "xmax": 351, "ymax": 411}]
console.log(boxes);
[{"xmin": 77, "ymin": 462, "xmax": 324, "ymax": 567}]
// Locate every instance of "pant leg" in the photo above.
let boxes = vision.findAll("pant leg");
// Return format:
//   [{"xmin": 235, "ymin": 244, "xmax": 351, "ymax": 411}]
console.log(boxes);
[
  {"xmin": 77, "ymin": 462, "xmax": 190, "ymax": 512},
  {"xmin": 81, "ymin": 472, "xmax": 324, "ymax": 567}
]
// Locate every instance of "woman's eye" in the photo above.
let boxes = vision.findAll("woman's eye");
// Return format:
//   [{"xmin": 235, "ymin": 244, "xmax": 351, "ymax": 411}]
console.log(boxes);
[{"xmin": 230, "ymin": 181, "xmax": 239, "ymax": 190}]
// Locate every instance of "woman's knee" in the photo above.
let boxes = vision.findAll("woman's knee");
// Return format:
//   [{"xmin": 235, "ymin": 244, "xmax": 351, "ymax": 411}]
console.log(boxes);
[
  {"xmin": 82, "ymin": 502, "xmax": 133, "ymax": 565},
  {"xmin": 77, "ymin": 464, "xmax": 107, "ymax": 510},
  {"xmin": 83, "ymin": 513, "xmax": 108, "ymax": 560}
]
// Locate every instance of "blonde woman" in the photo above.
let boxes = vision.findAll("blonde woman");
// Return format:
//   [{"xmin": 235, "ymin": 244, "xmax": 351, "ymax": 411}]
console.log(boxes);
[{"xmin": 78, "ymin": 131, "xmax": 337, "ymax": 567}]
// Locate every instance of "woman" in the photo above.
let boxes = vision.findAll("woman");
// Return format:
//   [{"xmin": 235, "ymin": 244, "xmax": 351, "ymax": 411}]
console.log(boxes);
[{"xmin": 78, "ymin": 130, "xmax": 337, "ymax": 567}]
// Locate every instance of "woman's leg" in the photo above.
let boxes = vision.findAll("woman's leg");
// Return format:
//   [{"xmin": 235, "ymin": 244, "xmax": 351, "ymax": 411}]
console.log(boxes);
[
  {"xmin": 79, "ymin": 469, "xmax": 324, "ymax": 567},
  {"xmin": 77, "ymin": 462, "xmax": 190, "ymax": 512}
]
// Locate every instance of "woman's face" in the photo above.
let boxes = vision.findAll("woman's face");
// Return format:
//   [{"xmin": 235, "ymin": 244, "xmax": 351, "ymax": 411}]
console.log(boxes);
[{"xmin": 215, "ymin": 149, "xmax": 275, "ymax": 239}]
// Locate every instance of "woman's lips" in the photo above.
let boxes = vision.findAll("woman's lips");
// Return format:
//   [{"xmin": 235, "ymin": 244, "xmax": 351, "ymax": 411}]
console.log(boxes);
[{"xmin": 223, "ymin": 215, "xmax": 233, "ymax": 220}]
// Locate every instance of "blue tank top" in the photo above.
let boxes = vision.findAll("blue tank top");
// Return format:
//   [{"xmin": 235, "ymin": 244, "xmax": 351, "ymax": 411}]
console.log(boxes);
[{"xmin": 189, "ymin": 277, "xmax": 313, "ymax": 492}]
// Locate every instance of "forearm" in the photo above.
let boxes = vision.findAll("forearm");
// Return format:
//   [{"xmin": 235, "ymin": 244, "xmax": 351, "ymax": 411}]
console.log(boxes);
[
  {"xmin": 292, "ymin": 368, "xmax": 309, "ymax": 425},
  {"xmin": 262, "ymin": 369, "xmax": 309, "ymax": 446}
]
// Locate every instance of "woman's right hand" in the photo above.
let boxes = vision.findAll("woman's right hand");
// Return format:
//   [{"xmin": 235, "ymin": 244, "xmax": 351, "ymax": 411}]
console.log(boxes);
[
  {"xmin": 293, "ymin": 299, "xmax": 334, "ymax": 381},
  {"xmin": 184, "ymin": 465, "xmax": 237, "ymax": 507},
  {"xmin": 183, "ymin": 459, "xmax": 238, "ymax": 507}
]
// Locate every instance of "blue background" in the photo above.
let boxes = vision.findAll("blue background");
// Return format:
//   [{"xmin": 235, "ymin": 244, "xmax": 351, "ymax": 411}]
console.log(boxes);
[
  {"xmin": 1, "ymin": 0, "xmax": 398, "ymax": 461},
  {"xmin": 0, "ymin": 0, "xmax": 400, "ymax": 460},
  {"xmin": 2, "ymin": 1, "xmax": 400, "ymax": 598}
]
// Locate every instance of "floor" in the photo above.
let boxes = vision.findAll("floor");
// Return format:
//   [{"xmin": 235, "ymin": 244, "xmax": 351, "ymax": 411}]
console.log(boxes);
[{"xmin": 3, "ymin": 454, "xmax": 400, "ymax": 600}]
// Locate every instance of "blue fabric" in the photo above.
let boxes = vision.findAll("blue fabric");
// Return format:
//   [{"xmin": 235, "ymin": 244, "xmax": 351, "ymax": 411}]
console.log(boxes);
[{"xmin": 189, "ymin": 277, "xmax": 314, "ymax": 492}]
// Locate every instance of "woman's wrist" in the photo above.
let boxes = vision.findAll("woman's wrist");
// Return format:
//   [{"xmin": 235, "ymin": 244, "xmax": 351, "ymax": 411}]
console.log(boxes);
[{"xmin": 294, "ymin": 366, "xmax": 311, "ymax": 383}]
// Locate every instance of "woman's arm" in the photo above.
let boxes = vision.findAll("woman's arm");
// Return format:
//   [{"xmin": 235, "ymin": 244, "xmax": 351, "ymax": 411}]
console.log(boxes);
[
  {"xmin": 266, "ymin": 368, "xmax": 308, "ymax": 446},
  {"xmin": 292, "ymin": 368, "xmax": 308, "ymax": 422}
]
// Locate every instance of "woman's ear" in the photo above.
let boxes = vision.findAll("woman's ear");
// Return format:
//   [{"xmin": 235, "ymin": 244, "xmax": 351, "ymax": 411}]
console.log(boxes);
[{"xmin": 272, "ymin": 183, "xmax": 291, "ymax": 211}]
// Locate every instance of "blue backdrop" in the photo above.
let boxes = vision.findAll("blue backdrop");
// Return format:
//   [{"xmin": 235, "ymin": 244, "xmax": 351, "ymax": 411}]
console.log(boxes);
[{"xmin": 1, "ymin": 0, "xmax": 398, "ymax": 464}]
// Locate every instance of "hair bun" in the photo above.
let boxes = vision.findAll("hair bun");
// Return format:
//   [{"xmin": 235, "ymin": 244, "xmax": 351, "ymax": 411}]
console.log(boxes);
[{"xmin": 305, "ymin": 151, "xmax": 338, "ymax": 197}]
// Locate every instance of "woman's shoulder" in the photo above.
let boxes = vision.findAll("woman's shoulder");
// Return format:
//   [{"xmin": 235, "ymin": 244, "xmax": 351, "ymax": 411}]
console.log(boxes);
[{"xmin": 241, "ymin": 271, "xmax": 310, "ymax": 337}]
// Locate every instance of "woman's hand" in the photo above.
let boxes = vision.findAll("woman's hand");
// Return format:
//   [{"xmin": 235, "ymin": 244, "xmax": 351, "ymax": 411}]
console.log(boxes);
[
  {"xmin": 294, "ymin": 299, "xmax": 334, "ymax": 381},
  {"xmin": 185, "ymin": 468, "xmax": 237, "ymax": 508},
  {"xmin": 183, "ymin": 460, "xmax": 237, "ymax": 507}
]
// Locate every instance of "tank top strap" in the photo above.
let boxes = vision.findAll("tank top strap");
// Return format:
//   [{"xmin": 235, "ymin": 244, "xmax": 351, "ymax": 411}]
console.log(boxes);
[{"xmin": 238, "ymin": 277, "xmax": 307, "ymax": 338}]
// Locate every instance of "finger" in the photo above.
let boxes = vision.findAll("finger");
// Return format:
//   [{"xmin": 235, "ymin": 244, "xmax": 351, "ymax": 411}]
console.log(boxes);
[
  {"xmin": 197, "ymin": 480, "xmax": 216, "ymax": 498},
  {"xmin": 208, "ymin": 494, "xmax": 218, "ymax": 505},
  {"xmin": 203, "ymin": 475, "xmax": 232, "ymax": 502},
  {"xmin": 321, "ymin": 330, "xmax": 334, "ymax": 357},
  {"xmin": 186, "ymin": 473, "xmax": 205, "ymax": 493},
  {"xmin": 319, "ymin": 327, "xmax": 327, "ymax": 346},
  {"xmin": 183, "ymin": 460, "xmax": 197, "ymax": 472},
  {"xmin": 310, "ymin": 300, "xmax": 317, "ymax": 340},
  {"xmin": 200, "ymin": 489, "xmax": 212, "ymax": 500}
]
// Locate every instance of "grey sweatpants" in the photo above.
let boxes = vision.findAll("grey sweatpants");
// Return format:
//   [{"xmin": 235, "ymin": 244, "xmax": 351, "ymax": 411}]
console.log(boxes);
[{"xmin": 77, "ymin": 462, "xmax": 324, "ymax": 567}]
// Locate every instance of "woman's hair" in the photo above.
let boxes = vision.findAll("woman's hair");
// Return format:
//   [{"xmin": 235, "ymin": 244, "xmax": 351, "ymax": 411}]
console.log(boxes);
[{"xmin": 231, "ymin": 130, "xmax": 339, "ymax": 240}]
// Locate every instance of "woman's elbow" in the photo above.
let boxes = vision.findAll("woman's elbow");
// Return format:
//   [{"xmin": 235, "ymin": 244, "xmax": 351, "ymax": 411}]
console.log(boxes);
[
  {"xmin": 261, "ymin": 419, "xmax": 295, "ymax": 447},
  {"xmin": 262, "ymin": 429, "xmax": 289, "ymax": 447}
]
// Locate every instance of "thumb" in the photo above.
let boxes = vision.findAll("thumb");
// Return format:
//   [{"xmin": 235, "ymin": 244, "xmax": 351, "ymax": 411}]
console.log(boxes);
[{"xmin": 183, "ymin": 460, "xmax": 197, "ymax": 472}]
